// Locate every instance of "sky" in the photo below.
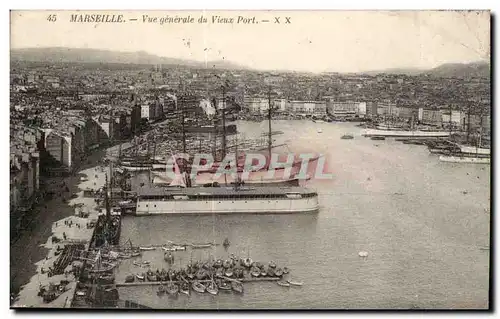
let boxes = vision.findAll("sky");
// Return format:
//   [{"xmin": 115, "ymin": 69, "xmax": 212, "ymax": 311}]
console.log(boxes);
[{"xmin": 10, "ymin": 10, "xmax": 490, "ymax": 73}]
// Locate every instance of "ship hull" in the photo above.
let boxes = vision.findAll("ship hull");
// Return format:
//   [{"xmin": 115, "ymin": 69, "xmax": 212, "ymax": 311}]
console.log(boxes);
[
  {"xmin": 136, "ymin": 197, "xmax": 319, "ymax": 215},
  {"xmin": 363, "ymin": 129, "xmax": 450, "ymax": 138},
  {"xmin": 439, "ymin": 155, "xmax": 490, "ymax": 164}
]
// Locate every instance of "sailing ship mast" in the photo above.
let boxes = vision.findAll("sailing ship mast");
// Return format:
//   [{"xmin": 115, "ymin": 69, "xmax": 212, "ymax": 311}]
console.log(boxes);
[{"xmin": 267, "ymin": 87, "xmax": 273, "ymax": 164}]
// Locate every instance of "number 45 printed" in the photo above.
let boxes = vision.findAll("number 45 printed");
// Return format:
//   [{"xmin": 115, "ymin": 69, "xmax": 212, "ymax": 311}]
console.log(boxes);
[{"xmin": 47, "ymin": 14, "xmax": 57, "ymax": 22}]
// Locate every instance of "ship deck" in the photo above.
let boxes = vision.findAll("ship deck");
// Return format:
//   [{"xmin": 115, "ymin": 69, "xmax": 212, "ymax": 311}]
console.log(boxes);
[{"xmin": 136, "ymin": 186, "xmax": 316, "ymax": 198}]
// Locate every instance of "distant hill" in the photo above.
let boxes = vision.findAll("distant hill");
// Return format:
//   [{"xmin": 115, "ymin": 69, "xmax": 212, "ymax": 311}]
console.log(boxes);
[
  {"xmin": 10, "ymin": 47, "xmax": 249, "ymax": 70},
  {"xmin": 358, "ymin": 61, "xmax": 490, "ymax": 78},
  {"xmin": 423, "ymin": 61, "xmax": 490, "ymax": 78}
]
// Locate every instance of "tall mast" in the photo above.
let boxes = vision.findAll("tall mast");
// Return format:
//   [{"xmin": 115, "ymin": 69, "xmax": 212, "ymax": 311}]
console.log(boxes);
[
  {"xmin": 467, "ymin": 104, "xmax": 471, "ymax": 143},
  {"xmin": 181, "ymin": 96, "xmax": 186, "ymax": 154},
  {"xmin": 104, "ymin": 173, "xmax": 110, "ymax": 224},
  {"xmin": 449, "ymin": 103, "xmax": 453, "ymax": 135},
  {"xmin": 267, "ymin": 87, "xmax": 272, "ymax": 162},
  {"xmin": 234, "ymin": 131, "xmax": 240, "ymax": 190},
  {"xmin": 221, "ymin": 86, "xmax": 227, "ymax": 160}
]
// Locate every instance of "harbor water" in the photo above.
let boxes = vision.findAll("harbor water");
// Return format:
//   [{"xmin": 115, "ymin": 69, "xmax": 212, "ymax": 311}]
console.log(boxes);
[{"xmin": 119, "ymin": 121, "xmax": 490, "ymax": 309}]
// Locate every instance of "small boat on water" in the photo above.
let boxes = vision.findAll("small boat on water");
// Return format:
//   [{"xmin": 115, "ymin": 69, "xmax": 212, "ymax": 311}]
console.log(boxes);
[
  {"xmin": 166, "ymin": 282, "xmax": 179, "ymax": 295},
  {"xmin": 269, "ymin": 261, "xmax": 276, "ymax": 269},
  {"xmin": 192, "ymin": 280, "xmax": 206, "ymax": 293},
  {"xmin": 341, "ymin": 134, "xmax": 354, "ymax": 140},
  {"xmin": 125, "ymin": 275, "xmax": 135, "ymax": 283},
  {"xmin": 196, "ymin": 269, "xmax": 208, "ymax": 280},
  {"xmin": 131, "ymin": 252, "xmax": 141, "ymax": 257},
  {"xmin": 250, "ymin": 267, "xmax": 260, "ymax": 277},
  {"xmin": 260, "ymin": 269, "xmax": 267, "ymax": 277},
  {"xmin": 206, "ymin": 281, "xmax": 219, "ymax": 295},
  {"xmin": 234, "ymin": 268, "xmax": 244, "ymax": 278},
  {"xmin": 225, "ymin": 269, "xmax": 234, "ymax": 277},
  {"xmin": 191, "ymin": 243, "xmax": 212, "ymax": 249},
  {"xmin": 317, "ymin": 128, "xmax": 323, "ymax": 134},
  {"xmin": 223, "ymin": 260, "xmax": 232, "ymax": 269},
  {"xmin": 139, "ymin": 246, "xmax": 155, "ymax": 251},
  {"xmin": 231, "ymin": 281, "xmax": 244, "ymax": 294},
  {"xmin": 218, "ymin": 280, "xmax": 232, "ymax": 291},
  {"xmin": 277, "ymin": 281, "xmax": 290, "ymax": 287},
  {"xmin": 283, "ymin": 267, "xmax": 289, "ymax": 274},
  {"xmin": 287, "ymin": 280, "xmax": 303, "ymax": 286},
  {"xmin": 157, "ymin": 284, "xmax": 166, "ymax": 295},
  {"xmin": 215, "ymin": 268, "xmax": 223, "ymax": 277},
  {"xmin": 162, "ymin": 245, "xmax": 186, "ymax": 252},
  {"xmin": 147, "ymin": 271, "xmax": 157, "ymax": 282},
  {"xmin": 242, "ymin": 258, "xmax": 253, "ymax": 268},
  {"xmin": 214, "ymin": 259, "xmax": 223, "ymax": 268},
  {"xmin": 164, "ymin": 252, "xmax": 175, "ymax": 263},
  {"xmin": 136, "ymin": 273, "xmax": 145, "ymax": 281},
  {"xmin": 275, "ymin": 268, "xmax": 284, "ymax": 277},
  {"xmin": 267, "ymin": 267, "xmax": 275, "ymax": 277},
  {"xmin": 403, "ymin": 140, "xmax": 426, "ymax": 145},
  {"xmin": 223, "ymin": 238, "xmax": 230, "ymax": 248},
  {"xmin": 371, "ymin": 136, "xmax": 386, "ymax": 141},
  {"xmin": 180, "ymin": 282, "xmax": 190, "ymax": 295}
]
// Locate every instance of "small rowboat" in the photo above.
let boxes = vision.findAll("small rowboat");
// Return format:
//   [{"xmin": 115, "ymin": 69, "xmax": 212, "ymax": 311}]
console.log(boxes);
[
  {"xmin": 274, "ymin": 268, "xmax": 284, "ymax": 277},
  {"xmin": 269, "ymin": 261, "xmax": 277, "ymax": 269},
  {"xmin": 267, "ymin": 267, "xmax": 275, "ymax": 277},
  {"xmin": 125, "ymin": 275, "xmax": 135, "ymax": 283},
  {"xmin": 231, "ymin": 281, "xmax": 244, "ymax": 294},
  {"xmin": 139, "ymin": 246, "xmax": 155, "ymax": 251},
  {"xmin": 76, "ymin": 290, "xmax": 86, "ymax": 296},
  {"xmin": 166, "ymin": 282, "xmax": 179, "ymax": 295},
  {"xmin": 196, "ymin": 269, "xmax": 208, "ymax": 280},
  {"xmin": 131, "ymin": 252, "xmax": 141, "ymax": 257},
  {"xmin": 180, "ymin": 282, "xmax": 190, "ymax": 295},
  {"xmin": 218, "ymin": 280, "xmax": 232, "ymax": 291},
  {"xmin": 157, "ymin": 284, "xmax": 166, "ymax": 295},
  {"xmin": 225, "ymin": 269, "xmax": 234, "ymax": 277},
  {"xmin": 250, "ymin": 268, "xmax": 260, "ymax": 277},
  {"xmin": 192, "ymin": 280, "xmax": 206, "ymax": 293},
  {"xmin": 215, "ymin": 268, "xmax": 223, "ymax": 277},
  {"xmin": 206, "ymin": 281, "xmax": 219, "ymax": 295},
  {"xmin": 242, "ymin": 258, "xmax": 253, "ymax": 268},
  {"xmin": 260, "ymin": 270, "xmax": 267, "ymax": 277},
  {"xmin": 277, "ymin": 281, "xmax": 290, "ymax": 287},
  {"xmin": 136, "ymin": 273, "xmax": 145, "ymax": 281},
  {"xmin": 283, "ymin": 267, "xmax": 289, "ymax": 274},
  {"xmin": 214, "ymin": 259, "xmax": 223, "ymax": 268},
  {"xmin": 287, "ymin": 280, "xmax": 303, "ymax": 286}
]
